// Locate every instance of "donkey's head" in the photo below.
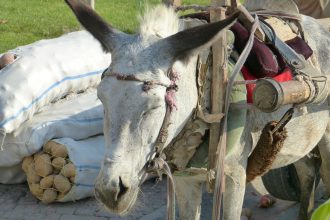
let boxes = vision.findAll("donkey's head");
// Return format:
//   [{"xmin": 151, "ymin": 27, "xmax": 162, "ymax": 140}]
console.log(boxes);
[{"xmin": 66, "ymin": 0, "xmax": 238, "ymax": 214}]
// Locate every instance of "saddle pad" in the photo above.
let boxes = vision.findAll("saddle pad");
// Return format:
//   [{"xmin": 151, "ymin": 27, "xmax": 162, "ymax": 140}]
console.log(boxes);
[{"xmin": 231, "ymin": 21, "xmax": 287, "ymax": 78}]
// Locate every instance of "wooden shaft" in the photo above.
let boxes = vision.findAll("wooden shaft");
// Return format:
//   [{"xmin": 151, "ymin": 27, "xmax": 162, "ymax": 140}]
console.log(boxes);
[
  {"xmin": 209, "ymin": 6, "xmax": 228, "ymax": 220},
  {"xmin": 208, "ymin": 0, "xmax": 230, "ymax": 220},
  {"xmin": 208, "ymin": 5, "xmax": 227, "ymax": 191},
  {"xmin": 231, "ymin": 0, "xmax": 238, "ymax": 7},
  {"xmin": 237, "ymin": 5, "xmax": 265, "ymax": 41}
]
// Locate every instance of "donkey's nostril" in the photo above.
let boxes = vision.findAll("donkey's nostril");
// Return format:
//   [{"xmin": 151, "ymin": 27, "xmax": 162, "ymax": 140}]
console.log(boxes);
[
  {"xmin": 96, "ymin": 176, "xmax": 129, "ymax": 202},
  {"xmin": 118, "ymin": 176, "xmax": 129, "ymax": 200}
]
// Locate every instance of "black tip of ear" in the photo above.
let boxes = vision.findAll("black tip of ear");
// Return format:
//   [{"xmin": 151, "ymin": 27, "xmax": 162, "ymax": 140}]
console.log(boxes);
[
  {"xmin": 65, "ymin": 0, "xmax": 91, "ymax": 11},
  {"xmin": 64, "ymin": 0, "xmax": 114, "ymax": 52},
  {"xmin": 65, "ymin": 0, "xmax": 82, "ymax": 14},
  {"xmin": 65, "ymin": 0, "xmax": 81, "ymax": 6},
  {"xmin": 65, "ymin": 0, "xmax": 76, "ymax": 8},
  {"xmin": 162, "ymin": 9, "xmax": 241, "ymax": 64}
]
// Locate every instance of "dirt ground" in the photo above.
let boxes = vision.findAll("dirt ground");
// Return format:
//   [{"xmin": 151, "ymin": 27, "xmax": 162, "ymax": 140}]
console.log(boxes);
[{"xmin": 0, "ymin": 177, "xmax": 327, "ymax": 220}]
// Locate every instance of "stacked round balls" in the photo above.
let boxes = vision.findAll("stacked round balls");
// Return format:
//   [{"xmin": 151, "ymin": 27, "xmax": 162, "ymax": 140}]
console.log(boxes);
[{"xmin": 22, "ymin": 141, "xmax": 76, "ymax": 204}]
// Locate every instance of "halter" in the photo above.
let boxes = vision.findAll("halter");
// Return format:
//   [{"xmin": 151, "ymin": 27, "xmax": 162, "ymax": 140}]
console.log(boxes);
[{"xmin": 101, "ymin": 68, "xmax": 179, "ymax": 169}]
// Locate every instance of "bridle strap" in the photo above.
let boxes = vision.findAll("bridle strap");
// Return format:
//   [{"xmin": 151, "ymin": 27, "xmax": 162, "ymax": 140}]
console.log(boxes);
[{"xmin": 102, "ymin": 71, "xmax": 171, "ymax": 88}]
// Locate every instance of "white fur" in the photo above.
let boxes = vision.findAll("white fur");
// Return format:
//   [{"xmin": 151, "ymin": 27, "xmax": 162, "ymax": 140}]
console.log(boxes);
[{"xmin": 139, "ymin": 5, "xmax": 179, "ymax": 38}]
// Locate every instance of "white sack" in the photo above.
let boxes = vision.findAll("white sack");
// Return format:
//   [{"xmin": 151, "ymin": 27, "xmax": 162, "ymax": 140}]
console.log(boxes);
[
  {"xmin": 0, "ymin": 30, "xmax": 110, "ymax": 134},
  {"xmin": 0, "ymin": 163, "xmax": 26, "ymax": 184},
  {"xmin": 0, "ymin": 90, "xmax": 103, "ymax": 168},
  {"xmin": 52, "ymin": 136, "xmax": 104, "ymax": 202}
]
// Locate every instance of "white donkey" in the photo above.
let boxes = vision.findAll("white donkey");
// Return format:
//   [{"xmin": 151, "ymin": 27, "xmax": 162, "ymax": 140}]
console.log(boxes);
[{"xmin": 65, "ymin": 0, "xmax": 330, "ymax": 219}]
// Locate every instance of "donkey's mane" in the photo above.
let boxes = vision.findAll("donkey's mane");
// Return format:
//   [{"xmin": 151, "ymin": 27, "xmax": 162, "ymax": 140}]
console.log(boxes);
[{"xmin": 139, "ymin": 5, "xmax": 179, "ymax": 38}]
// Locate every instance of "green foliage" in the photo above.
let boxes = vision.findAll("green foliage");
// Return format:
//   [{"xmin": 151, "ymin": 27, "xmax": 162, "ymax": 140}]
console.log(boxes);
[{"xmin": 311, "ymin": 199, "xmax": 330, "ymax": 220}]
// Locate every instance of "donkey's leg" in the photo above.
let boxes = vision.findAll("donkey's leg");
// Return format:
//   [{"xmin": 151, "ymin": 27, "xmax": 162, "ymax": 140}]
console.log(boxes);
[
  {"xmin": 222, "ymin": 125, "xmax": 251, "ymax": 220},
  {"xmin": 294, "ymin": 155, "xmax": 319, "ymax": 220},
  {"xmin": 173, "ymin": 174, "xmax": 204, "ymax": 220},
  {"xmin": 318, "ymin": 122, "xmax": 330, "ymax": 197},
  {"xmin": 223, "ymin": 161, "xmax": 247, "ymax": 220}
]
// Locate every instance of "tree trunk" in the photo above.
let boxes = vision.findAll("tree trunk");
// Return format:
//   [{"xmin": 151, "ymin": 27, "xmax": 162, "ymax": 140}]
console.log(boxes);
[{"xmin": 162, "ymin": 0, "xmax": 181, "ymax": 7}]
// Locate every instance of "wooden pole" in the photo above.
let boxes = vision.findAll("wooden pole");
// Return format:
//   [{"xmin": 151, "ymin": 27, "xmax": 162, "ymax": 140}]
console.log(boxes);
[
  {"xmin": 207, "ymin": 0, "xmax": 228, "ymax": 193},
  {"xmin": 207, "ymin": 1, "xmax": 232, "ymax": 219}
]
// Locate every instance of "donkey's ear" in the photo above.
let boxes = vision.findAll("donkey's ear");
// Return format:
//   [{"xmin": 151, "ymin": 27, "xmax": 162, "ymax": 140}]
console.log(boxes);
[
  {"xmin": 161, "ymin": 12, "xmax": 240, "ymax": 63},
  {"xmin": 65, "ymin": 0, "xmax": 126, "ymax": 52}
]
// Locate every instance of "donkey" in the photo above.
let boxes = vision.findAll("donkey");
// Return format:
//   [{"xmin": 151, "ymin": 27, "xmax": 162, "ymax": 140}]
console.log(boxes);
[{"xmin": 65, "ymin": 0, "xmax": 330, "ymax": 219}]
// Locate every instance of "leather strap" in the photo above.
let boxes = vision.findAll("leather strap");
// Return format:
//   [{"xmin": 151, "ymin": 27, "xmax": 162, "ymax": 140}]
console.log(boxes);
[{"xmin": 260, "ymin": 20, "xmax": 307, "ymax": 71}]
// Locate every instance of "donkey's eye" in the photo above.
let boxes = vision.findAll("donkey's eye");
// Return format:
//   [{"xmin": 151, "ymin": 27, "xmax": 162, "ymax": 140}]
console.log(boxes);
[
  {"xmin": 101, "ymin": 68, "xmax": 108, "ymax": 80},
  {"xmin": 142, "ymin": 105, "xmax": 161, "ymax": 117},
  {"xmin": 150, "ymin": 105, "xmax": 161, "ymax": 111}
]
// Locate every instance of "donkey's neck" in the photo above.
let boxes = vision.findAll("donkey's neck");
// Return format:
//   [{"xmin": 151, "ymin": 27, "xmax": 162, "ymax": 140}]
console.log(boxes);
[
  {"xmin": 162, "ymin": 18, "xmax": 210, "ymax": 147},
  {"xmin": 164, "ymin": 59, "xmax": 199, "ymax": 147}
]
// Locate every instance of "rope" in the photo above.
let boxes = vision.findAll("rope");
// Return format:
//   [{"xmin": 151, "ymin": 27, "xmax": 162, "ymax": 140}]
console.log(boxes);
[
  {"xmin": 233, "ymin": 79, "xmax": 257, "ymax": 85},
  {"xmin": 146, "ymin": 156, "xmax": 175, "ymax": 220},
  {"xmin": 296, "ymin": 74, "xmax": 329, "ymax": 104},
  {"xmin": 163, "ymin": 160, "xmax": 176, "ymax": 220}
]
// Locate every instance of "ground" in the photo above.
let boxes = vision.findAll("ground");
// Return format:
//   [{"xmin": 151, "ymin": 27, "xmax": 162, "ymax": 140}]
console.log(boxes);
[{"xmin": 0, "ymin": 179, "xmax": 326, "ymax": 220}]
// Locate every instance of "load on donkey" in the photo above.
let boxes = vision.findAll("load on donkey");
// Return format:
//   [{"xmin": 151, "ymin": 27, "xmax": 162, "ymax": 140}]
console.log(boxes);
[{"xmin": 65, "ymin": 0, "xmax": 330, "ymax": 219}]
